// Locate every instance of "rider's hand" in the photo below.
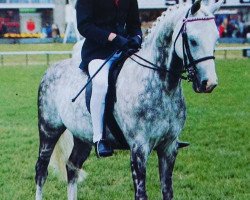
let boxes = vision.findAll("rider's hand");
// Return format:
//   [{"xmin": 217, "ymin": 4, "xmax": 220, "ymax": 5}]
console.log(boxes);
[
  {"xmin": 111, "ymin": 35, "xmax": 129, "ymax": 50},
  {"xmin": 128, "ymin": 35, "xmax": 142, "ymax": 50}
]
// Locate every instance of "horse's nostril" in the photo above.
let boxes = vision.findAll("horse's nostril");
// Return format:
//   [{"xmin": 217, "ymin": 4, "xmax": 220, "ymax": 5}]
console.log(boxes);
[
  {"xmin": 201, "ymin": 80, "xmax": 208, "ymax": 89},
  {"xmin": 202, "ymin": 80, "xmax": 207, "ymax": 85}
]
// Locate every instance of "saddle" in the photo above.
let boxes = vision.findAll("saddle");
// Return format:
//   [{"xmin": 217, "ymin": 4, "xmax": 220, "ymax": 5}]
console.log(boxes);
[{"xmin": 85, "ymin": 56, "xmax": 129, "ymax": 149}]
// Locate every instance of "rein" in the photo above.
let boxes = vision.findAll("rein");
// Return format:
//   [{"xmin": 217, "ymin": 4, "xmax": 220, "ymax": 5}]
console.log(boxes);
[
  {"xmin": 130, "ymin": 54, "xmax": 188, "ymax": 80},
  {"xmin": 131, "ymin": 9, "xmax": 216, "ymax": 82}
]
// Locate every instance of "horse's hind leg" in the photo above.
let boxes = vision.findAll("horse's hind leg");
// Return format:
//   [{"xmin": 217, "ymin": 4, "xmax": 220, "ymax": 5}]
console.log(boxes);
[
  {"xmin": 130, "ymin": 144, "xmax": 150, "ymax": 200},
  {"xmin": 66, "ymin": 136, "xmax": 92, "ymax": 200},
  {"xmin": 35, "ymin": 123, "xmax": 65, "ymax": 200},
  {"xmin": 157, "ymin": 141, "xmax": 178, "ymax": 200}
]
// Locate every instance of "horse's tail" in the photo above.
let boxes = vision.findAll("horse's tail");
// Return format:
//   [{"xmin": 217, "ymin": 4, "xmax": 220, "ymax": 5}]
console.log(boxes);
[{"xmin": 49, "ymin": 130, "xmax": 87, "ymax": 182}]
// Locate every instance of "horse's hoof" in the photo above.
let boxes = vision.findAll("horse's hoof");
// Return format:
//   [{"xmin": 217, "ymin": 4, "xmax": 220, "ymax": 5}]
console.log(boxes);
[{"xmin": 177, "ymin": 141, "xmax": 190, "ymax": 149}]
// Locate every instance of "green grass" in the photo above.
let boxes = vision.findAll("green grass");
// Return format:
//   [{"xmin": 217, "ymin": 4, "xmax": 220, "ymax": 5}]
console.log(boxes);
[{"xmin": 0, "ymin": 56, "xmax": 249, "ymax": 199}]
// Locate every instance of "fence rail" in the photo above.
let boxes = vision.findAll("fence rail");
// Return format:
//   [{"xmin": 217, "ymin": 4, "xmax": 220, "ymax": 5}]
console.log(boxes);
[
  {"xmin": 0, "ymin": 47, "xmax": 249, "ymax": 66},
  {"xmin": 0, "ymin": 51, "xmax": 72, "ymax": 66},
  {"xmin": 0, "ymin": 0, "xmax": 54, "ymax": 4},
  {"xmin": 215, "ymin": 46, "xmax": 250, "ymax": 59},
  {"xmin": 215, "ymin": 46, "xmax": 250, "ymax": 51}
]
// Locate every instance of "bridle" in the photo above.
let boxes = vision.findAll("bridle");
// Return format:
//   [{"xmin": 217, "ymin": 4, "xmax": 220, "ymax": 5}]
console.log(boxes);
[
  {"xmin": 130, "ymin": 9, "xmax": 216, "ymax": 82},
  {"xmin": 173, "ymin": 9, "xmax": 215, "ymax": 82}
]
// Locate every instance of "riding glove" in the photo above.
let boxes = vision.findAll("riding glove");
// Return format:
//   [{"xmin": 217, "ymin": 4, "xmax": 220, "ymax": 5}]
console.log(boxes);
[
  {"xmin": 128, "ymin": 35, "xmax": 142, "ymax": 50},
  {"xmin": 112, "ymin": 35, "xmax": 129, "ymax": 50}
]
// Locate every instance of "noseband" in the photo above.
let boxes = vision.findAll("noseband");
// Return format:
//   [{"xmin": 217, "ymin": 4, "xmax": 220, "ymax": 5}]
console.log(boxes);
[{"xmin": 174, "ymin": 10, "xmax": 215, "ymax": 82}]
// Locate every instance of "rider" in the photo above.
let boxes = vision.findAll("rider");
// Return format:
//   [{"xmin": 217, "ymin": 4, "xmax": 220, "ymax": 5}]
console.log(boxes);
[{"xmin": 76, "ymin": 0, "xmax": 142, "ymax": 157}]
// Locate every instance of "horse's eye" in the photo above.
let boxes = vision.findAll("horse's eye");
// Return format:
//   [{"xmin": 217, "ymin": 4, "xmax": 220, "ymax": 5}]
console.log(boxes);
[{"xmin": 190, "ymin": 39, "xmax": 197, "ymax": 46}]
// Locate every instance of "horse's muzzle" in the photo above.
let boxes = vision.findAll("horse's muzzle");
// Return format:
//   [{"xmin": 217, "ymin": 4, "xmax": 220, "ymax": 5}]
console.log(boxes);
[{"xmin": 193, "ymin": 79, "xmax": 217, "ymax": 93}]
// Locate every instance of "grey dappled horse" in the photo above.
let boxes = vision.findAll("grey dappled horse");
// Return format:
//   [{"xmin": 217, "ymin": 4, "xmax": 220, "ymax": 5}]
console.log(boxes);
[{"xmin": 35, "ymin": 1, "xmax": 223, "ymax": 199}]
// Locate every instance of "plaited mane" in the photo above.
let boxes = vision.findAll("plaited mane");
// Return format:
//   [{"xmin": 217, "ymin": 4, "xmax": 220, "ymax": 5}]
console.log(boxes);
[
  {"xmin": 141, "ymin": 3, "xmax": 190, "ymax": 68},
  {"xmin": 140, "ymin": 3, "xmax": 213, "ymax": 69}
]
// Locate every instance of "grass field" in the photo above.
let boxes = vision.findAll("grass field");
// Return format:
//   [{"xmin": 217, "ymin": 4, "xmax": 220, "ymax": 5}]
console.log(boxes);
[{"xmin": 0, "ymin": 44, "xmax": 249, "ymax": 200}]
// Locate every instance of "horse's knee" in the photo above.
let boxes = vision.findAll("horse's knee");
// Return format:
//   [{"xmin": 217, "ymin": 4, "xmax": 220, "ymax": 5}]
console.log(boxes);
[
  {"xmin": 66, "ymin": 138, "xmax": 91, "ymax": 183},
  {"xmin": 130, "ymin": 145, "xmax": 150, "ymax": 199},
  {"xmin": 66, "ymin": 162, "xmax": 79, "ymax": 200},
  {"xmin": 136, "ymin": 195, "xmax": 148, "ymax": 200},
  {"xmin": 66, "ymin": 161, "xmax": 80, "ymax": 183},
  {"xmin": 66, "ymin": 159, "xmax": 86, "ymax": 184},
  {"xmin": 35, "ymin": 132, "xmax": 63, "ymax": 186}
]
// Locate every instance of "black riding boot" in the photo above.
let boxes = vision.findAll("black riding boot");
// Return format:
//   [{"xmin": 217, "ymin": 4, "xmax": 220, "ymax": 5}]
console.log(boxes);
[
  {"xmin": 95, "ymin": 139, "xmax": 114, "ymax": 158},
  {"xmin": 94, "ymin": 98, "xmax": 114, "ymax": 158}
]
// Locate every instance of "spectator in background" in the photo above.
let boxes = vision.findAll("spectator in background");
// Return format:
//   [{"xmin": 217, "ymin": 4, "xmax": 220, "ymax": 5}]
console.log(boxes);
[
  {"xmin": 219, "ymin": 18, "xmax": 228, "ymax": 37},
  {"xmin": 244, "ymin": 25, "xmax": 250, "ymax": 39},
  {"xmin": 216, "ymin": 13, "xmax": 248, "ymax": 38},
  {"xmin": 45, "ymin": 23, "xmax": 52, "ymax": 38},
  {"xmin": 227, "ymin": 15, "xmax": 237, "ymax": 38},
  {"xmin": 41, "ymin": 26, "xmax": 47, "ymax": 38},
  {"xmin": 237, "ymin": 15, "xmax": 244, "ymax": 38},
  {"xmin": 226, "ymin": 21, "xmax": 235, "ymax": 37},
  {"xmin": 0, "ymin": 22, "xmax": 7, "ymax": 37},
  {"xmin": 52, "ymin": 24, "xmax": 60, "ymax": 38}
]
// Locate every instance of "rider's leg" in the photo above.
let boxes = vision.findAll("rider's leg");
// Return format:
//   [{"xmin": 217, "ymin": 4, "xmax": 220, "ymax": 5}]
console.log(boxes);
[
  {"xmin": 88, "ymin": 53, "xmax": 121, "ymax": 157},
  {"xmin": 89, "ymin": 59, "xmax": 109, "ymax": 144}
]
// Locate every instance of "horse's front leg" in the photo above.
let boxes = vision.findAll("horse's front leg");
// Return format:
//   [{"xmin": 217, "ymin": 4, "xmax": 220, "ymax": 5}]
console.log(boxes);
[
  {"xmin": 130, "ymin": 144, "xmax": 150, "ymax": 200},
  {"xmin": 157, "ymin": 141, "xmax": 178, "ymax": 200}
]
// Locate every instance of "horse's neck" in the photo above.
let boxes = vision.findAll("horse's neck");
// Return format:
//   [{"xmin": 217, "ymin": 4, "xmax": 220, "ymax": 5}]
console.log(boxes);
[{"xmin": 121, "ymin": 6, "xmax": 186, "ymax": 94}]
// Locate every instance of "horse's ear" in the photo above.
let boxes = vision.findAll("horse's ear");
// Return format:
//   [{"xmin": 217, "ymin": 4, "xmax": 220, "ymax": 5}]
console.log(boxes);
[
  {"xmin": 191, "ymin": 0, "xmax": 202, "ymax": 15},
  {"xmin": 209, "ymin": 0, "xmax": 224, "ymax": 14}
]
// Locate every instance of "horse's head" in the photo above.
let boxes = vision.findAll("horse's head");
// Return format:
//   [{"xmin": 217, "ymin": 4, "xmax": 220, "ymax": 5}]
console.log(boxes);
[{"xmin": 173, "ymin": 0, "xmax": 223, "ymax": 93}]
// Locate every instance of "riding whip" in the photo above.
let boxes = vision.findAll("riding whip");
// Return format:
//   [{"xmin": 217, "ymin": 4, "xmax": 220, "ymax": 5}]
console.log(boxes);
[{"xmin": 71, "ymin": 50, "xmax": 118, "ymax": 102}]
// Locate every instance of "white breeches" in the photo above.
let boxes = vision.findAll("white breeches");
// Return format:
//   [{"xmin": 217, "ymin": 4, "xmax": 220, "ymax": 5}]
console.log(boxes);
[{"xmin": 88, "ymin": 53, "xmax": 121, "ymax": 143}]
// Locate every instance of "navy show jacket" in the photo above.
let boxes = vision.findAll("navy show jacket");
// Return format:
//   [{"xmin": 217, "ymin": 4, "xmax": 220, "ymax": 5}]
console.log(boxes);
[{"xmin": 76, "ymin": 0, "xmax": 142, "ymax": 70}]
